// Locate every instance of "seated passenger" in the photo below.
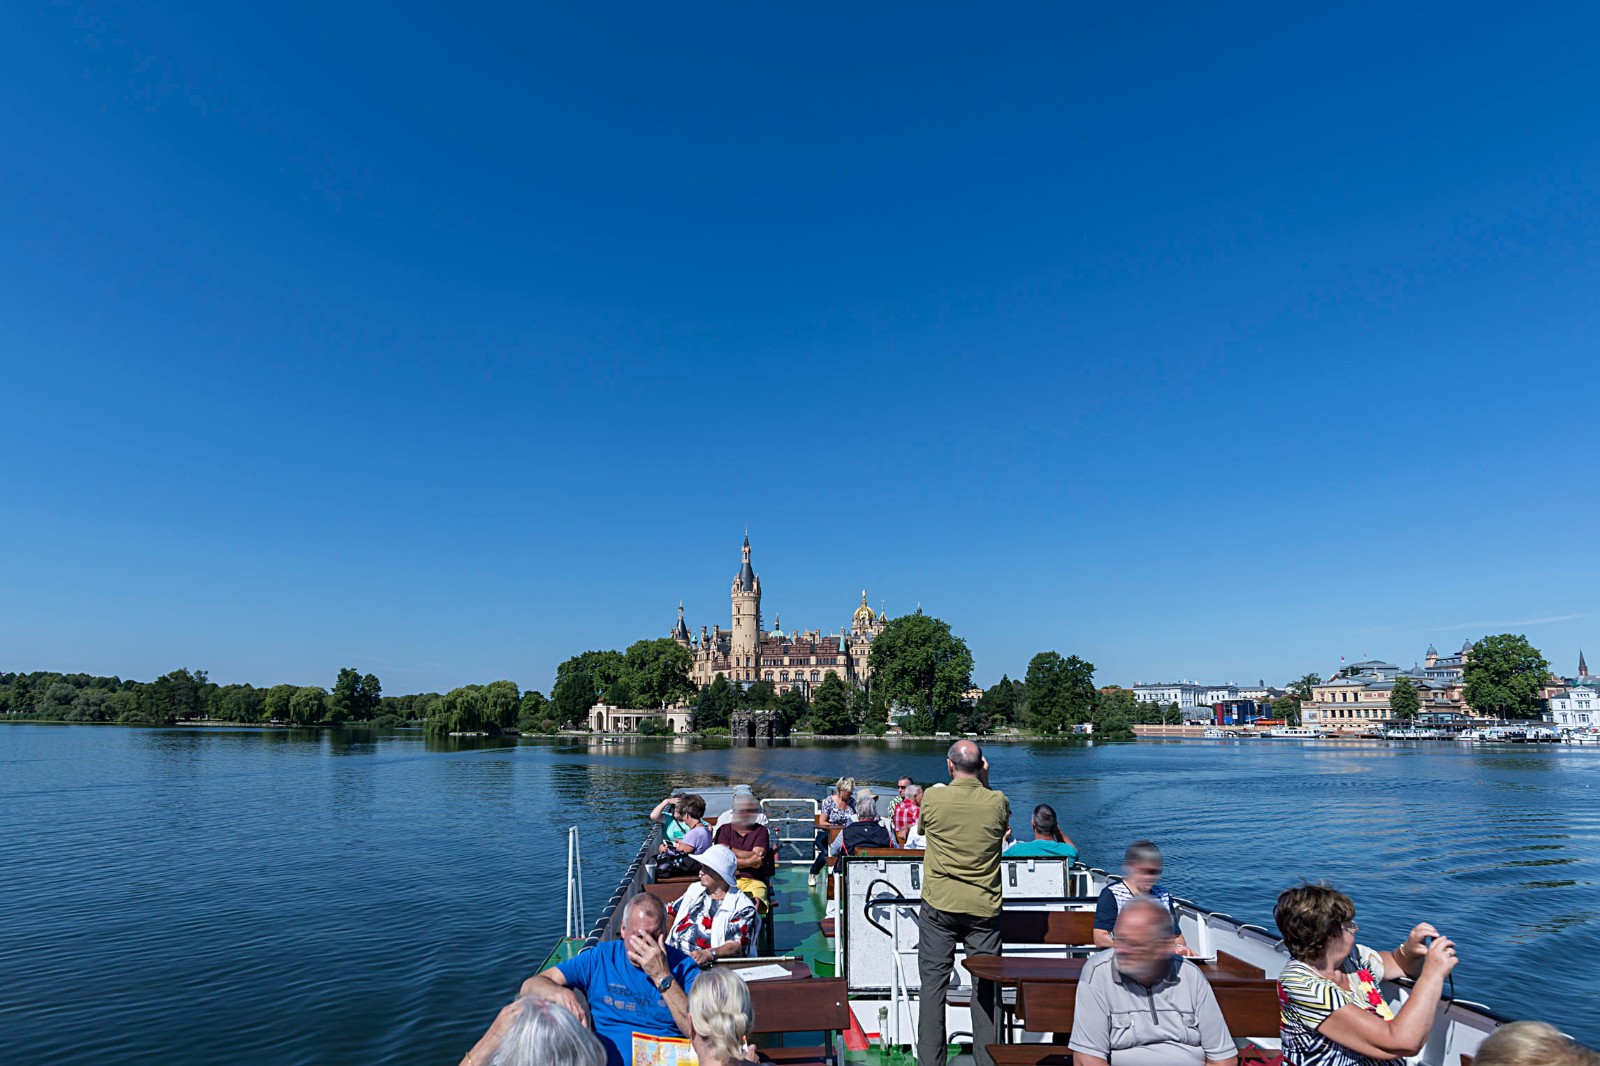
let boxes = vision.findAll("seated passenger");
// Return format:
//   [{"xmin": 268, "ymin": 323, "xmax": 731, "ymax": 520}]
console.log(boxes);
[
  {"xmin": 1002, "ymin": 803, "xmax": 1078, "ymax": 861},
  {"xmin": 1093, "ymin": 840, "xmax": 1192, "ymax": 954},
  {"xmin": 665, "ymin": 845, "xmax": 759, "ymax": 965},
  {"xmin": 1474, "ymin": 1021, "xmax": 1600, "ymax": 1066},
  {"xmin": 516, "ymin": 893, "xmax": 700, "ymax": 1066},
  {"xmin": 687, "ymin": 966, "xmax": 761, "ymax": 1066},
  {"xmin": 713, "ymin": 793, "xmax": 774, "ymax": 907},
  {"xmin": 892, "ymin": 783, "xmax": 922, "ymax": 843},
  {"xmin": 808, "ymin": 776, "xmax": 856, "ymax": 882},
  {"xmin": 649, "ymin": 790, "xmax": 692, "ymax": 843},
  {"xmin": 1275, "ymin": 883, "xmax": 1460, "ymax": 1066},
  {"xmin": 458, "ymin": 991, "xmax": 607, "ymax": 1066},
  {"xmin": 1069, "ymin": 896, "xmax": 1237, "ymax": 1066},
  {"xmin": 657, "ymin": 794, "xmax": 711, "ymax": 856},
  {"xmin": 827, "ymin": 790, "xmax": 894, "ymax": 858}
]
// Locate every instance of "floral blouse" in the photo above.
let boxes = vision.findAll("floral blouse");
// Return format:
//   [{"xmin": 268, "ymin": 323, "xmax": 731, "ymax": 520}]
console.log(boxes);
[
  {"xmin": 820, "ymin": 794, "xmax": 853, "ymax": 827},
  {"xmin": 665, "ymin": 888, "xmax": 758, "ymax": 957},
  {"xmin": 1278, "ymin": 944, "xmax": 1401, "ymax": 1066}
]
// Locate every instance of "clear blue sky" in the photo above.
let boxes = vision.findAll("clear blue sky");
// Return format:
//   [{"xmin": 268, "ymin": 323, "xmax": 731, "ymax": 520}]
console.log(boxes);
[{"xmin": 3, "ymin": 3, "xmax": 1596, "ymax": 695}]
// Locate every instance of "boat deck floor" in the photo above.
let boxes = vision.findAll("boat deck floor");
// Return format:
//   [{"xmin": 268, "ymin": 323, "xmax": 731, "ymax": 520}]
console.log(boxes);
[{"xmin": 764, "ymin": 865, "xmax": 972, "ymax": 1064}]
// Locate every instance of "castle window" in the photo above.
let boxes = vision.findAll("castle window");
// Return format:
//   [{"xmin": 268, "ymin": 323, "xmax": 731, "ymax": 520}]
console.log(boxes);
[{"xmin": 780, "ymin": 672, "xmax": 789, "ymax": 682}]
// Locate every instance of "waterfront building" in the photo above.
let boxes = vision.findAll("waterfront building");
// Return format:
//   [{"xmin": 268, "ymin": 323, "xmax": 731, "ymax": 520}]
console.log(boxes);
[
  {"xmin": 1132, "ymin": 682, "xmax": 1208, "ymax": 709},
  {"xmin": 587, "ymin": 702, "xmax": 695, "ymax": 734},
  {"xmin": 1548, "ymin": 684, "xmax": 1598, "ymax": 730},
  {"xmin": 1423, "ymin": 641, "xmax": 1472, "ymax": 682},
  {"xmin": 673, "ymin": 534, "xmax": 887, "ymax": 696}
]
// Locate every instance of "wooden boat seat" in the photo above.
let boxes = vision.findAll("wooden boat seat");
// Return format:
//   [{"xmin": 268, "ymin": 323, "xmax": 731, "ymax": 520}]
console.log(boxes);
[
  {"xmin": 750, "ymin": 976, "xmax": 849, "ymax": 1066},
  {"xmin": 644, "ymin": 881, "xmax": 691, "ymax": 903},
  {"xmin": 1000, "ymin": 909, "xmax": 1096, "ymax": 947},
  {"xmin": 985, "ymin": 978, "xmax": 1283, "ymax": 1066}
]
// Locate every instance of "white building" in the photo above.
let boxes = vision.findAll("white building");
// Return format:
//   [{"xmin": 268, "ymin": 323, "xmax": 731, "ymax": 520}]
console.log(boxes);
[
  {"xmin": 1133, "ymin": 683, "xmax": 1207, "ymax": 709},
  {"xmin": 1549, "ymin": 685, "xmax": 1598, "ymax": 730}
]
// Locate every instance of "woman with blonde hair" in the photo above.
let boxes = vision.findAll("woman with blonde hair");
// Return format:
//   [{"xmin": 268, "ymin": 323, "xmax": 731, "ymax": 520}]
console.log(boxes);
[
  {"xmin": 687, "ymin": 966, "xmax": 760, "ymax": 1066},
  {"xmin": 1475, "ymin": 1021, "xmax": 1599, "ymax": 1066},
  {"xmin": 808, "ymin": 776, "xmax": 855, "ymax": 885}
]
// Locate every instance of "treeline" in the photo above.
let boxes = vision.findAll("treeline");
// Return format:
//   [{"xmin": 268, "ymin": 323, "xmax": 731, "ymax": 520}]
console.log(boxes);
[
  {"xmin": 0, "ymin": 667, "xmax": 387, "ymax": 726},
  {"xmin": 0, "ymin": 666, "xmax": 563, "ymax": 736}
]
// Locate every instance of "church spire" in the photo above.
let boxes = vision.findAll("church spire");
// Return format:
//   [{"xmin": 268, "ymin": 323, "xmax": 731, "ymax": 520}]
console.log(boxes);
[{"xmin": 1582, "ymin": 649, "xmax": 1590, "ymax": 678}]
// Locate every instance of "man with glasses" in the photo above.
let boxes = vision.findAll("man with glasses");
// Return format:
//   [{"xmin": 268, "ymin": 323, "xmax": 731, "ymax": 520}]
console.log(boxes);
[
  {"xmin": 1069, "ymin": 896, "xmax": 1238, "ymax": 1066},
  {"xmin": 1092, "ymin": 840, "xmax": 1194, "ymax": 955}
]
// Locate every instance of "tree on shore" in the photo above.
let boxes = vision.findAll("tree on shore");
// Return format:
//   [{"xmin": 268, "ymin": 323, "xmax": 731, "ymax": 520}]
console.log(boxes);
[
  {"xmin": 1292, "ymin": 674, "xmax": 1321, "ymax": 701},
  {"xmin": 622, "ymin": 638, "xmax": 695, "ymax": 709},
  {"xmin": 1022, "ymin": 651, "xmax": 1097, "ymax": 734},
  {"xmin": 1272, "ymin": 695, "xmax": 1301, "ymax": 727},
  {"xmin": 289, "ymin": 686, "xmax": 328, "ymax": 726},
  {"xmin": 552, "ymin": 650, "xmax": 626, "ymax": 726},
  {"xmin": 869, "ymin": 614, "xmax": 974, "ymax": 729},
  {"xmin": 1389, "ymin": 676, "xmax": 1420, "ymax": 721},
  {"xmin": 1164, "ymin": 701, "xmax": 1183, "ymax": 726},
  {"xmin": 806, "ymin": 673, "xmax": 856, "ymax": 735},
  {"xmin": 695, "ymin": 674, "xmax": 734, "ymax": 729},
  {"xmin": 1464, "ymin": 634, "xmax": 1550, "ymax": 719}
]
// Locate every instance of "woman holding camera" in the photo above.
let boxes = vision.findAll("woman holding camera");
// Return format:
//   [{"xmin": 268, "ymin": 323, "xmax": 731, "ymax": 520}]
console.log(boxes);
[{"xmin": 1275, "ymin": 883, "xmax": 1461, "ymax": 1065}]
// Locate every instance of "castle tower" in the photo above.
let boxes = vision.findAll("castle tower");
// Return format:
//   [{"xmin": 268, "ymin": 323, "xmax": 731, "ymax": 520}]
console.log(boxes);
[
  {"xmin": 730, "ymin": 533, "xmax": 762, "ymax": 682},
  {"xmin": 1581, "ymin": 649, "xmax": 1590, "ymax": 678},
  {"xmin": 670, "ymin": 601, "xmax": 691, "ymax": 647}
]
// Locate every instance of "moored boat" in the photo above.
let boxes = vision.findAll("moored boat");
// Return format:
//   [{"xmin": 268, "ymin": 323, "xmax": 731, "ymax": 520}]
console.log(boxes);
[{"xmin": 1265, "ymin": 726, "xmax": 1321, "ymax": 739}]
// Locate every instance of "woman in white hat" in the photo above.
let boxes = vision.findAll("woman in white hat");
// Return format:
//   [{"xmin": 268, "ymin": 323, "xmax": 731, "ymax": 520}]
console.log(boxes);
[{"xmin": 664, "ymin": 844, "xmax": 759, "ymax": 965}]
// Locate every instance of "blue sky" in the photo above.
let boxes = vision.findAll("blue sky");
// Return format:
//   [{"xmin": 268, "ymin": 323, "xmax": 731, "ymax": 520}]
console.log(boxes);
[{"xmin": 2, "ymin": 2, "xmax": 1596, "ymax": 695}]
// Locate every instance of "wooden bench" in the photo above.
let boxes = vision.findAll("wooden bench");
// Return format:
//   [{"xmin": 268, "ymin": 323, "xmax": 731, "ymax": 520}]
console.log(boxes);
[
  {"xmin": 1001, "ymin": 909, "xmax": 1097, "ymax": 948},
  {"xmin": 986, "ymin": 977, "xmax": 1282, "ymax": 1066},
  {"xmin": 749, "ymin": 976, "xmax": 850, "ymax": 1066},
  {"xmin": 643, "ymin": 881, "xmax": 691, "ymax": 904}
]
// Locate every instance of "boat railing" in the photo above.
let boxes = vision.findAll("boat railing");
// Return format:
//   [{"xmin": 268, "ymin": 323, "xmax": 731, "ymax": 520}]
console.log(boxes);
[
  {"xmin": 761, "ymin": 797, "xmax": 819, "ymax": 864},
  {"xmin": 578, "ymin": 822, "xmax": 663, "ymax": 948},
  {"xmin": 564, "ymin": 826, "xmax": 586, "ymax": 939}
]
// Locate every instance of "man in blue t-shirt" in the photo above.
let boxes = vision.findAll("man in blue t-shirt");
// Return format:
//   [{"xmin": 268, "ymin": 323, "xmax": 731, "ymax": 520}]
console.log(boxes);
[{"xmin": 519, "ymin": 893, "xmax": 699, "ymax": 1066}]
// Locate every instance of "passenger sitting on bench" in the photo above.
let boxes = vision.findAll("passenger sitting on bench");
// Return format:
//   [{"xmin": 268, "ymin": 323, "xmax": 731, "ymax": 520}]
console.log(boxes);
[
  {"xmin": 713, "ymin": 793, "xmax": 774, "ymax": 908},
  {"xmin": 1069, "ymin": 896, "xmax": 1238, "ymax": 1066},
  {"xmin": 826, "ymin": 790, "xmax": 894, "ymax": 858},
  {"xmin": 1001, "ymin": 803, "xmax": 1078, "ymax": 862},
  {"xmin": 657, "ymin": 794, "xmax": 711, "ymax": 857},
  {"xmin": 686, "ymin": 966, "xmax": 761, "ymax": 1066},
  {"xmin": 1093, "ymin": 840, "xmax": 1193, "ymax": 955},
  {"xmin": 665, "ymin": 845, "xmax": 759, "ymax": 965}
]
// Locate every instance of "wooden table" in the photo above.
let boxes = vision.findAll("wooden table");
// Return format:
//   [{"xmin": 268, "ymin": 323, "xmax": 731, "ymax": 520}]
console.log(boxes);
[{"xmin": 962, "ymin": 952, "xmax": 1267, "ymax": 1042}]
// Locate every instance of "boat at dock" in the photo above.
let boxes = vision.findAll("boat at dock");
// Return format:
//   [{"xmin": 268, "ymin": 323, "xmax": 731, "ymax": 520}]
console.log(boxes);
[
  {"xmin": 527, "ymin": 786, "xmax": 1515, "ymax": 1064},
  {"xmin": 1264, "ymin": 726, "xmax": 1322, "ymax": 739}
]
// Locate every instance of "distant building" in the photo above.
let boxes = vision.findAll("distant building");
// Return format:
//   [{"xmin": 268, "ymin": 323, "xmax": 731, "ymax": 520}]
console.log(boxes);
[
  {"xmin": 674, "ymin": 534, "xmax": 888, "ymax": 697},
  {"xmin": 1422, "ymin": 641, "xmax": 1473, "ymax": 682},
  {"xmin": 588, "ymin": 702, "xmax": 695, "ymax": 734},
  {"xmin": 1549, "ymin": 684, "xmax": 1598, "ymax": 730}
]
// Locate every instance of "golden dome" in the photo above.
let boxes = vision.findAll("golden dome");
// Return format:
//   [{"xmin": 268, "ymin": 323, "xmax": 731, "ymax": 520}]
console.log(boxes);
[{"xmin": 852, "ymin": 590, "xmax": 875, "ymax": 625}]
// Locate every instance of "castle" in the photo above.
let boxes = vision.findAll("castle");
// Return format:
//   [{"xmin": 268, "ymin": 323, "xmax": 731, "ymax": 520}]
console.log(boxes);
[{"xmin": 670, "ymin": 534, "xmax": 887, "ymax": 696}]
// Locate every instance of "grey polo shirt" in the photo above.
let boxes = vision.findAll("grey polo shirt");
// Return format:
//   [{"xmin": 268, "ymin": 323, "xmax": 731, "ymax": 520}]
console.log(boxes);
[{"xmin": 1067, "ymin": 950, "xmax": 1235, "ymax": 1066}]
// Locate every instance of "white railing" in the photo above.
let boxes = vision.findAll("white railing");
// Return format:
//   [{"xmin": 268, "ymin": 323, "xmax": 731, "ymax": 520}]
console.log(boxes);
[
  {"xmin": 565, "ymin": 825, "xmax": 586, "ymax": 940},
  {"xmin": 761, "ymin": 797, "xmax": 819, "ymax": 865}
]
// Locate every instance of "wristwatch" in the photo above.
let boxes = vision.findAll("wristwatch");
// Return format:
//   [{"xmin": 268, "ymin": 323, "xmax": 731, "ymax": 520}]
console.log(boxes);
[{"xmin": 655, "ymin": 973, "xmax": 673, "ymax": 993}]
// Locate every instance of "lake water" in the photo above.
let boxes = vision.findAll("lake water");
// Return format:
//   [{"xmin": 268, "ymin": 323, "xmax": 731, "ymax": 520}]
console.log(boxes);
[{"xmin": 3, "ymin": 724, "xmax": 1598, "ymax": 1061}]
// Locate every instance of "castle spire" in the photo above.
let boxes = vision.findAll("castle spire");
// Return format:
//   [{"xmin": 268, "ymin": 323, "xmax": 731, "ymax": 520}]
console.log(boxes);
[
  {"xmin": 1582, "ymin": 649, "xmax": 1590, "ymax": 678},
  {"xmin": 737, "ymin": 533, "xmax": 755, "ymax": 591}
]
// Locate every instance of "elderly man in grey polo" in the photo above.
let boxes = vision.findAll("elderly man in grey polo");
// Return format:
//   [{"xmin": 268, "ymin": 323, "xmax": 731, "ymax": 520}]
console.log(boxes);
[{"xmin": 1069, "ymin": 896, "xmax": 1237, "ymax": 1066}]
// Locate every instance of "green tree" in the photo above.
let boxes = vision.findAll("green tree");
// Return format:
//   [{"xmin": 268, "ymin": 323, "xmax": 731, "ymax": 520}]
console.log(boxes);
[
  {"xmin": 518, "ymin": 689, "xmax": 555, "ymax": 732},
  {"xmin": 481, "ymin": 680, "xmax": 521, "ymax": 732},
  {"xmin": 976, "ymin": 675, "xmax": 1021, "ymax": 728},
  {"xmin": 741, "ymin": 679, "xmax": 778, "ymax": 709},
  {"xmin": 1164, "ymin": 701, "xmax": 1183, "ymax": 726},
  {"xmin": 776, "ymin": 686, "xmax": 807, "ymax": 728},
  {"xmin": 327, "ymin": 667, "xmax": 363, "ymax": 724},
  {"xmin": 264, "ymin": 684, "xmax": 296, "ymax": 722},
  {"xmin": 1389, "ymin": 675, "xmax": 1420, "ymax": 721},
  {"xmin": 552, "ymin": 650, "xmax": 626, "ymax": 726},
  {"xmin": 869, "ymin": 614, "xmax": 974, "ymax": 728},
  {"xmin": 853, "ymin": 686, "xmax": 886, "ymax": 736},
  {"xmin": 289, "ymin": 686, "xmax": 327, "ymax": 725},
  {"xmin": 622, "ymin": 638, "xmax": 695, "ymax": 709},
  {"xmin": 1098, "ymin": 687, "xmax": 1144, "ymax": 726},
  {"xmin": 1292, "ymin": 674, "xmax": 1321, "ymax": 701},
  {"xmin": 1464, "ymin": 634, "xmax": 1550, "ymax": 719},
  {"xmin": 806, "ymin": 673, "xmax": 856, "ymax": 735},
  {"xmin": 695, "ymin": 674, "xmax": 734, "ymax": 729},
  {"xmin": 903, "ymin": 708, "xmax": 937, "ymax": 735},
  {"xmin": 1022, "ymin": 652, "xmax": 1097, "ymax": 734},
  {"xmin": 1272, "ymin": 695, "xmax": 1301, "ymax": 727}
]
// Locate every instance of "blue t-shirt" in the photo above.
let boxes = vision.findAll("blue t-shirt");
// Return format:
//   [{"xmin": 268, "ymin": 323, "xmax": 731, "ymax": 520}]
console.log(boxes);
[{"xmin": 555, "ymin": 940, "xmax": 700, "ymax": 1066}]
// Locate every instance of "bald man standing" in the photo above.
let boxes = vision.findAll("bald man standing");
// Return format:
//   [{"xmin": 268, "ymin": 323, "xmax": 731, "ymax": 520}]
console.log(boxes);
[{"xmin": 917, "ymin": 739, "xmax": 1011, "ymax": 1066}]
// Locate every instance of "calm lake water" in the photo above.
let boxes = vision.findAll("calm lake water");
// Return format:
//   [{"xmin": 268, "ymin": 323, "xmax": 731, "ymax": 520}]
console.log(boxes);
[{"xmin": 3, "ymin": 724, "xmax": 1598, "ymax": 1061}]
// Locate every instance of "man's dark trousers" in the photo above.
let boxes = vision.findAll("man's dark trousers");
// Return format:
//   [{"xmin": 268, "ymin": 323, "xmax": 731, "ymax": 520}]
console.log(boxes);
[{"xmin": 917, "ymin": 901, "xmax": 1002, "ymax": 1066}]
